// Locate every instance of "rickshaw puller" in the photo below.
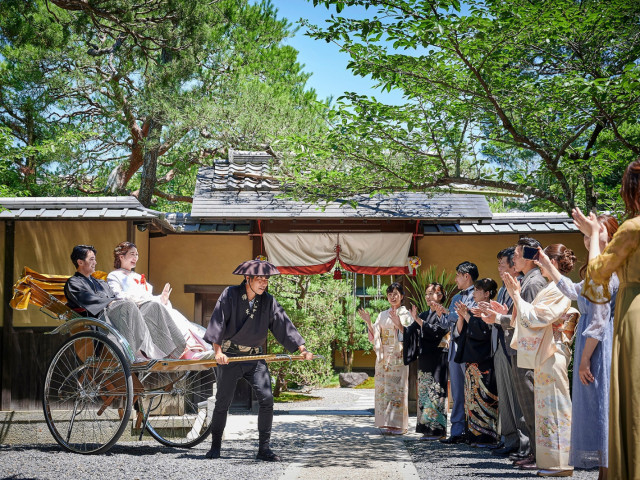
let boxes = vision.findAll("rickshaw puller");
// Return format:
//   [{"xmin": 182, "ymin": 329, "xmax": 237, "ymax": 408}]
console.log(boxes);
[{"xmin": 203, "ymin": 259, "xmax": 312, "ymax": 462}]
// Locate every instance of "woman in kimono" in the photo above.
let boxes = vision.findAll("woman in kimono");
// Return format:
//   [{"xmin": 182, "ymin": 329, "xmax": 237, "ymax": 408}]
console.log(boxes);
[
  {"xmin": 573, "ymin": 158, "xmax": 640, "ymax": 480},
  {"xmin": 107, "ymin": 241, "xmax": 211, "ymax": 359},
  {"xmin": 537, "ymin": 216, "xmax": 619, "ymax": 480},
  {"xmin": 454, "ymin": 278, "xmax": 499, "ymax": 447},
  {"xmin": 358, "ymin": 282, "xmax": 413, "ymax": 434},
  {"xmin": 504, "ymin": 244, "xmax": 580, "ymax": 477},
  {"xmin": 401, "ymin": 282, "xmax": 449, "ymax": 440}
]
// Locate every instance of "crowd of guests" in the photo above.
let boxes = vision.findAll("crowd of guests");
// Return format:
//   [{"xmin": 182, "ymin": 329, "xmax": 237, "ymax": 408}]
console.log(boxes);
[{"xmin": 359, "ymin": 159, "xmax": 640, "ymax": 479}]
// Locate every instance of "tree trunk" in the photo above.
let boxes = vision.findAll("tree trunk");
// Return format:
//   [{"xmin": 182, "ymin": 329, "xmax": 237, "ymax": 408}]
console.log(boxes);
[
  {"xmin": 345, "ymin": 350, "xmax": 353, "ymax": 373},
  {"xmin": 273, "ymin": 372, "xmax": 286, "ymax": 397},
  {"xmin": 138, "ymin": 119, "xmax": 161, "ymax": 207},
  {"xmin": 584, "ymin": 168, "xmax": 597, "ymax": 212}
]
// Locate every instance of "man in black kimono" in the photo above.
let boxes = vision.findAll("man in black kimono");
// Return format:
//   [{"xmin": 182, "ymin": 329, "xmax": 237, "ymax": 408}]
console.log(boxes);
[
  {"xmin": 64, "ymin": 244, "xmax": 185, "ymax": 360},
  {"xmin": 203, "ymin": 260, "xmax": 312, "ymax": 462}
]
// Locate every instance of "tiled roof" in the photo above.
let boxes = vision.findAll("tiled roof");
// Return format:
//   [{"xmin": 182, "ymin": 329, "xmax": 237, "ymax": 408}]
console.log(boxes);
[
  {"xmin": 192, "ymin": 151, "xmax": 494, "ymax": 220},
  {"xmin": 0, "ymin": 196, "xmax": 173, "ymax": 231},
  {"xmin": 424, "ymin": 212, "xmax": 579, "ymax": 235}
]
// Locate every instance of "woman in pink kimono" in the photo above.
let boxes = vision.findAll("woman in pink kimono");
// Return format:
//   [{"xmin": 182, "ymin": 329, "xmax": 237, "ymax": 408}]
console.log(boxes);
[
  {"xmin": 504, "ymin": 244, "xmax": 580, "ymax": 478},
  {"xmin": 358, "ymin": 282, "xmax": 413, "ymax": 434}
]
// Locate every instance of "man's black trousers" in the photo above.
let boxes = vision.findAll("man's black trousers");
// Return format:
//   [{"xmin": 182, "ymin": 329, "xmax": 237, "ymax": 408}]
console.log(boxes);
[{"xmin": 210, "ymin": 360, "xmax": 274, "ymax": 449}]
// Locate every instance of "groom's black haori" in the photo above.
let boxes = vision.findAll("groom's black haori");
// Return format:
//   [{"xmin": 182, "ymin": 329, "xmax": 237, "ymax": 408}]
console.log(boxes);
[{"xmin": 203, "ymin": 260, "xmax": 305, "ymax": 461}]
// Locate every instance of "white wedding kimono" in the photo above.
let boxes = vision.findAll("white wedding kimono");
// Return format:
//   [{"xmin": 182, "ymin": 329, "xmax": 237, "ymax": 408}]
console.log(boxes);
[{"xmin": 107, "ymin": 269, "xmax": 211, "ymax": 357}]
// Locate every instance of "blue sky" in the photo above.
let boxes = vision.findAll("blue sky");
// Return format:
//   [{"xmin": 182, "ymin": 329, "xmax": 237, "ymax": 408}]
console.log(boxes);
[{"xmin": 269, "ymin": 1, "xmax": 406, "ymax": 105}]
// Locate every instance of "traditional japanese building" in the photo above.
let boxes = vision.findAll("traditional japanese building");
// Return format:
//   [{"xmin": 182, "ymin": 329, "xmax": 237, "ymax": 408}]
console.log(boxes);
[{"xmin": 0, "ymin": 150, "xmax": 584, "ymax": 411}]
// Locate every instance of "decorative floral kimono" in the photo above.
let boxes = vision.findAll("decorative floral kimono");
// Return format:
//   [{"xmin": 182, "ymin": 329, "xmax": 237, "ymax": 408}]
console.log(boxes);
[
  {"xmin": 108, "ymin": 269, "xmax": 211, "ymax": 357},
  {"xmin": 403, "ymin": 310, "xmax": 449, "ymax": 437},
  {"xmin": 455, "ymin": 315, "xmax": 499, "ymax": 445},
  {"xmin": 582, "ymin": 217, "xmax": 640, "ymax": 480},
  {"xmin": 511, "ymin": 282, "xmax": 580, "ymax": 472},
  {"xmin": 373, "ymin": 306, "xmax": 413, "ymax": 431}
]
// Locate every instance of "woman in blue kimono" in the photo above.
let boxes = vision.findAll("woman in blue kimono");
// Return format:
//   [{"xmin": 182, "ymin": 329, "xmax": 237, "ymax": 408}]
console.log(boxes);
[{"xmin": 536, "ymin": 215, "xmax": 619, "ymax": 480}]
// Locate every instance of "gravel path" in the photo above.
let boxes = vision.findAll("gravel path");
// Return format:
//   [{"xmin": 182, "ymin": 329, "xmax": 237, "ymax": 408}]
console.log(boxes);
[
  {"xmin": 0, "ymin": 440, "xmax": 300, "ymax": 480},
  {"xmin": 0, "ymin": 387, "xmax": 599, "ymax": 480}
]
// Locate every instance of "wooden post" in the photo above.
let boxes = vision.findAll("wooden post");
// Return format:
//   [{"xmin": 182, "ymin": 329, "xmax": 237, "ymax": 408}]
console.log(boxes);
[{"xmin": 1, "ymin": 220, "xmax": 15, "ymax": 410}]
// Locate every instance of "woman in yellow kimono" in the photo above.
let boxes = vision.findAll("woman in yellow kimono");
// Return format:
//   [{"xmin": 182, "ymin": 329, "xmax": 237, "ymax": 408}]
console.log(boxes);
[
  {"xmin": 573, "ymin": 159, "xmax": 640, "ymax": 480},
  {"xmin": 504, "ymin": 244, "xmax": 580, "ymax": 478},
  {"xmin": 358, "ymin": 282, "xmax": 413, "ymax": 434}
]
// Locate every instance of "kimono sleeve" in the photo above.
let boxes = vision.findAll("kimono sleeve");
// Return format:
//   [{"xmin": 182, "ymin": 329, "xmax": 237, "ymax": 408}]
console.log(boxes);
[
  {"xmin": 268, "ymin": 297, "xmax": 304, "ymax": 353},
  {"xmin": 402, "ymin": 321, "xmax": 421, "ymax": 365},
  {"xmin": 203, "ymin": 287, "xmax": 233, "ymax": 345},
  {"xmin": 107, "ymin": 271, "xmax": 127, "ymax": 300},
  {"xmin": 515, "ymin": 286, "xmax": 570, "ymax": 330},
  {"xmin": 583, "ymin": 220, "xmax": 639, "ymax": 304},
  {"xmin": 556, "ymin": 276, "xmax": 582, "ymax": 301},
  {"xmin": 467, "ymin": 315, "xmax": 492, "ymax": 341},
  {"xmin": 64, "ymin": 275, "xmax": 112, "ymax": 317},
  {"xmin": 420, "ymin": 312, "xmax": 448, "ymax": 342}
]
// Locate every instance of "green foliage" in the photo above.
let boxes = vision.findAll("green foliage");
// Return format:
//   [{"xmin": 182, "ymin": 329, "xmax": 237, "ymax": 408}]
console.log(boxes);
[
  {"xmin": 279, "ymin": 0, "xmax": 640, "ymax": 215},
  {"xmin": 267, "ymin": 273, "xmax": 350, "ymax": 393},
  {"xmin": 405, "ymin": 266, "xmax": 457, "ymax": 312},
  {"xmin": 0, "ymin": 0, "xmax": 326, "ymax": 206}
]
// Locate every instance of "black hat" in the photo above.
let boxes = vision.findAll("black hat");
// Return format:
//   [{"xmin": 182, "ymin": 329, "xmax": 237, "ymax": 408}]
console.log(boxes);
[{"xmin": 232, "ymin": 260, "xmax": 280, "ymax": 276}]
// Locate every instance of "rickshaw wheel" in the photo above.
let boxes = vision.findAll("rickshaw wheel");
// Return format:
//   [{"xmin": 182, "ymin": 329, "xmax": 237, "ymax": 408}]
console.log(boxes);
[
  {"xmin": 43, "ymin": 330, "xmax": 133, "ymax": 454},
  {"xmin": 136, "ymin": 368, "xmax": 216, "ymax": 448}
]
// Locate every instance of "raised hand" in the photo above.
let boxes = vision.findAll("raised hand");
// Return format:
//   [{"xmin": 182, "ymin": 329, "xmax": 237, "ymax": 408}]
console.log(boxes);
[
  {"xmin": 411, "ymin": 304, "xmax": 423, "ymax": 326},
  {"xmin": 357, "ymin": 308, "xmax": 371, "ymax": 325},
  {"xmin": 454, "ymin": 301, "xmax": 469, "ymax": 320},
  {"xmin": 534, "ymin": 247, "xmax": 553, "ymax": 271},
  {"xmin": 501, "ymin": 272, "xmax": 521, "ymax": 299},
  {"xmin": 572, "ymin": 207, "xmax": 600, "ymax": 237},
  {"xmin": 476, "ymin": 302, "xmax": 497, "ymax": 324},
  {"xmin": 489, "ymin": 300, "xmax": 508, "ymax": 315},
  {"xmin": 389, "ymin": 309, "xmax": 403, "ymax": 331},
  {"xmin": 161, "ymin": 283, "xmax": 172, "ymax": 305}
]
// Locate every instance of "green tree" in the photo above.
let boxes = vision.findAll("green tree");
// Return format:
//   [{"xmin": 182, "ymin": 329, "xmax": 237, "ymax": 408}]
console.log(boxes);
[
  {"xmin": 267, "ymin": 273, "xmax": 348, "ymax": 395},
  {"xmin": 0, "ymin": 0, "xmax": 326, "ymax": 207},
  {"xmin": 279, "ymin": 0, "xmax": 640, "ymax": 214}
]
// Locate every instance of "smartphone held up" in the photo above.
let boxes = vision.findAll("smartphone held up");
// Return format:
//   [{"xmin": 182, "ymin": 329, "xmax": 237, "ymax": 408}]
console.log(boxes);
[{"xmin": 522, "ymin": 245, "xmax": 539, "ymax": 261}]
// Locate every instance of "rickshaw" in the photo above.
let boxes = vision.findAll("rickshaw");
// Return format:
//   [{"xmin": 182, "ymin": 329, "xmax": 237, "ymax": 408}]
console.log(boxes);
[{"xmin": 11, "ymin": 268, "xmax": 315, "ymax": 455}]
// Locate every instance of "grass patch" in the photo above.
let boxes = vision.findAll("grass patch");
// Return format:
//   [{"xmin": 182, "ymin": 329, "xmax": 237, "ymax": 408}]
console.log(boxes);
[
  {"xmin": 323, "ymin": 373, "xmax": 341, "ymax": 388},
  {"xmin": 274, "ymin": 391, "xmax": 322, "ymax": 403},
  {"xmin": 354, "ymin": 377, "xmax": 375, "ymax": 389}
]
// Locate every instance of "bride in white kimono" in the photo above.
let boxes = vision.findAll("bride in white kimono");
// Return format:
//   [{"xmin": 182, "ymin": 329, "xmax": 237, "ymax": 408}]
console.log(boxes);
[
  {"xmin": 107, "ymin": 241, "xmax": 211, "ymax": 359},
  {"xmin": 504, "ymin": 243, "xmax": 580, "ymax": 478}
]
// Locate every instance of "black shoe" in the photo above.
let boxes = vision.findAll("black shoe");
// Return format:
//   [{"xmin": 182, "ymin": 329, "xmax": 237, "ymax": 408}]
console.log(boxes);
[
  {"xmin": 509, "ymin": 452, "xmax": 529, "ymax": 461},
  {"xmin": 205, "ymin": 448, "xmax": 220, "ymax": 459},
  {"xmin": 486, "ymin": 441, "xmax": 504, "ymax": 450},
  {"xmin": 492, "ymin": 446, "xmax": 518, "ymax": 456},
  {"xmin": 439, "ymin": 435, "xmax": 465, "ymax": 445},
  {"xmin": 256, "ymin": 448, "xmax": 281, "ymax": 462}
]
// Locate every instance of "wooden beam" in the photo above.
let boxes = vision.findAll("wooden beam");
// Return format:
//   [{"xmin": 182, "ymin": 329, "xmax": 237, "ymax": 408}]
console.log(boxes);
[{"xmin": 1, "ymin": 220, "xmax": 15, "ymax": 410}]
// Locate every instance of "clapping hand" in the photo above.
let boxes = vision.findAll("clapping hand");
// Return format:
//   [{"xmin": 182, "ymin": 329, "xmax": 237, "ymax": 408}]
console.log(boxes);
[
  {"xmin": 501, "ymin": 272, "xmax": 521, "ymax": 299},
  {"xmin": 454, "ymin": 301, "xmax": 470, "ymax": 321}
]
